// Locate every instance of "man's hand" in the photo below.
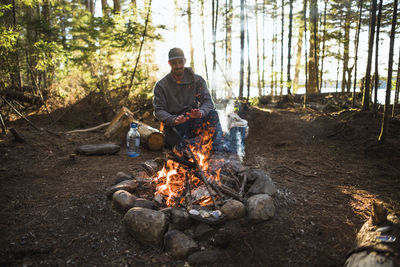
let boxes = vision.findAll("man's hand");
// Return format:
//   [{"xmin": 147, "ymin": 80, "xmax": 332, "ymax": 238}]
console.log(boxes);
[
  {"xmin": 174, "ymin": 114, "xmax": 189, "ymax": 125},
  {"xmin": 186, "ymin": 109, "xmax": 203, "ymax": 119}
]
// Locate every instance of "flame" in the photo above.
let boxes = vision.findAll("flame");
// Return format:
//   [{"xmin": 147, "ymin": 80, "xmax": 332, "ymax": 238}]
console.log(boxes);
[{"xmin": 153, "ymin": 124, "xmax": 221, "ymax": 207}]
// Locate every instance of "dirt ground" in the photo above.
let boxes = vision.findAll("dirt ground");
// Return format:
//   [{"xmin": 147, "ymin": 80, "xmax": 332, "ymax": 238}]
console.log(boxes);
[{"xmin": 1, "ymin": 93, "xmax": 400, "ymax": 266}]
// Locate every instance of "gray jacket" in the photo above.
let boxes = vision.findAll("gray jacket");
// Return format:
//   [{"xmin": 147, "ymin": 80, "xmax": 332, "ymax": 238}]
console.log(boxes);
[{"xmin": 153, "ymin": 68, "xmax": 215, "ymax": 126}]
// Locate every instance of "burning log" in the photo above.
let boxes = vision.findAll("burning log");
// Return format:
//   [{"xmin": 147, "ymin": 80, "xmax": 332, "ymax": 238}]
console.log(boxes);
[{"xmin": 166, "ymin": 152, "xmax": 196, "ymax": 169}]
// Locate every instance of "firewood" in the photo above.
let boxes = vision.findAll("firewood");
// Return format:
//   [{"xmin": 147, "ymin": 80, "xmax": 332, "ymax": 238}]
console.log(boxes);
[
  {"xmin": 105, "ymin": 107, "xmax": 164, "ymax": 151},
  {"xmin": 239, "ymin": 172, "xmax": 248, "ymax": 197}
]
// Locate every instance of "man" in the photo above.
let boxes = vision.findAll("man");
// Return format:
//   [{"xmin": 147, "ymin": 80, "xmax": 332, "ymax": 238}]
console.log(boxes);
[{"xmin": 153, "ymin": 47, "xmax": 223, "ymax": 149}]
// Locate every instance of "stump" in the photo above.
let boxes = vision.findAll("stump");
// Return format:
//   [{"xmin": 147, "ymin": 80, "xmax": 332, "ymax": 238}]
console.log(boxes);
[{"xmin": 105, "ymin": 107, "xmax": 164, "ymax": 150}]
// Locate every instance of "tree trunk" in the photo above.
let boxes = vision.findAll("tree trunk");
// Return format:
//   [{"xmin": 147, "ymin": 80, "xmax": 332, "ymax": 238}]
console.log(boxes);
[
  {"xmin": 113, "ymin": 0, "xmax": 121, "ymax": 14},
  {"xmin": 341, "ymin": 0, "xmax": 351, "ymax": 93},
  {"xmin": 255, "ymin": 0, "xmax": 261, "ymax": 96},
  {"xmin": 319, "ymin": 0, "xmax": 327, "ymax": 91},
  {"xmin": 246, "ymin": 3, "xmax": 251, "ymax": 100},
  {"xmin": 362, "ymin": 0, "xmax": 377, "ymax": 111},
  {"xmin": 200, "ymin": 0, "xmax": 209, "ymax": 86},
  {"xmin": 239, "ymin": 0, "xmax": 245, "ymax": 99},
  {"xmin": 128, "ymin": 0, "xmax": 152, "ymax": 91},
  {"xmin": 392, "ymin": 47, "xmax": 400, "ymax": 117},
  {"xmin": 188, "ymin": 0, "xmax": 195, "ymax": 70},
  {"xmin": 262, "ymin": 1, "xmax": 266, "ymax": 94},
  {"xmin": 353, "ymin": 0, "xmax": 363, "ymax": 107},
  {"xmin": 286, "ymin": 0, "xmax": 293, "ymax": 95},
  {"xmin": 226, "ymin": 0, "xmax": 233, "ymax": 97},
  {"xmin": 280, "ymin": 0, "xmax": 284, "ymax": 95},
  {"xmin": 303, "ymin": 0, "xmax": 308, "ymax": 107},
  {"xmin": 101, "ymin": 0, "xmax": 109, "ymax": 16},
  {"xmin": 307, "ymin": 0, "xmax": 318, "ymax": 94},
  {"xmin": 293, "ymin": 18, "xmax": 304, "ymax": 94},
  {"xmin": 211, "ymin": 0, "xmax": 219, "ymax": 100},
  {"xmin": 373, "ymin": 0, "xmax": 383, "ymax": 112},
  {"xmin": 378, "ymin": 0, "xmax": 397, "ymax": 143}
]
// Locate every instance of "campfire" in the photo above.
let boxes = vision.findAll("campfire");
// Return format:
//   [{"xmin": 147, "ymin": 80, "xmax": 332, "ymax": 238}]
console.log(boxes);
[
  {"xmin": 106, "ymin": 113, "xmax": 278, "ymax": 262},
  {"xmin": 153, "ymin": 125, "xmax": 223, "ymax": 209}
]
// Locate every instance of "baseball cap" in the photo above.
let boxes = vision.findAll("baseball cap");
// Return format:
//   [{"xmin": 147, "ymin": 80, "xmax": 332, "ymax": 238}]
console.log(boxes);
[{"xmin": 168, "ymin": 48, "xmax": 185, "ymax": 61}]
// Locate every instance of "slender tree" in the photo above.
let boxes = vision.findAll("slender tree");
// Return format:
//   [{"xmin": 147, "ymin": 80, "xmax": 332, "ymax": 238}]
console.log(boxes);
[
  {"xmin": 293, "ymin": 12, "xmax": 304, "ymax": 93},
  {"xmin": 378, "ymin": 0, "xmax": 397, "ymax": 142},
  {"xmin": 113, "ymin": 0, "xmax": 121, "ymax": 14},
  {"xmin": 353, "ymin": 0, "xmax": 364, "ymax": 107},
  {"xmin": 255, "ymin": 0, "xmax": 261, "ymax": 96},
  {"xmin": 286, "ymin": 0, "xmax": 293, "ymax": 95},
  {"xmin": 211, "ymin": 0, "xmax": 219, "ymax": 99},
  {"xmin": 341, "ymin": 0, "xmax": 351, "ymax": 93},
  {"xmin": 373, "ymin": 0, "xmax": 383, "ymax": 112},
  {"xmin": 319, "ymin": 0, "xmax": 328, "ymax": 91},
  {"xmin": 200, "ymin": 0, "xmax": 209, "ymax": 85},
  {"xmin": 362, "ymin": 0, "xmax": 377, "ymax": 111},
  {"xmin": 280, "ymin": 0, "xmax": 284, "ymax": 95},
  {"xmin": 225, "ymin": 0, "xmax": 233, "ymax": 97},
  {"xmin": 128, "ymin": 0, "xmax": 152, "ymax": 91},
  {"xmin": 239, "ymin": 0, "xmax": 245, "ymax": 99},
  {"xmin": 303, "ymin": 0, "xmax": 308, "ymax": 107},
  {"xmin": 246, "ymin": 2, "xmax": 251, "ymax": 100},
  {"xmin": 188, "ymin": 0, "xmax": 195, "ymax": 70},
  {"xmin": 262, "ymin": 1, "xmax": 266, "ymax": 94},
  {"xmin": 392, "ymin": 47, "xmax": 400, "ymax": 117},
  {"xmin": 308, "ymin": 0, "xmax": 318, "ymax": 94}
]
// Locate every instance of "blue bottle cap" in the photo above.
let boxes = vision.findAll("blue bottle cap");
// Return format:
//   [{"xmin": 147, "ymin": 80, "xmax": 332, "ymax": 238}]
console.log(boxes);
[{"xmin": 130, "ymin": 122, "xmax": 137, "ymax": 128}]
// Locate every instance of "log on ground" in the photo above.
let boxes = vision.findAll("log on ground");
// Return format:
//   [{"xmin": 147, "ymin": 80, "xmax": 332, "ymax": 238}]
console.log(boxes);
[{"xmin": 105, "ymin": 107, "xmax": 164, "ymax": 151}]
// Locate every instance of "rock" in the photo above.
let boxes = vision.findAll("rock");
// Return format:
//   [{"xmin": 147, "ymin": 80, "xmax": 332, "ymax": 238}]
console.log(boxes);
[
  {"xmin": 247, "ymin": 194, "xmax": 275, "ymax": 221},
  {"xmin": 133, "ymin": 198, "xmax": 155, "ymax": 209},
  {"xmin": 164, "ymin": 230, "xmax": 198, "ymax": 259},
  {"xmin": 247, "ymin": 169, "xmax": 277, "ymax": 196},
  {"xmin": 106, "ymin": 180, "xmax": 138, "ymax": 199},
  {"xmin": 113, "ymin": 172, "xmax": 133, "ymax": 185},
  {"xmin": 112, "ymin": 190, "xmax": 136, "ymax": 214},
  {"xmin": 193, "ymin": 223, "xmax": 215, "ymax": 241},
  {"xmin": 170, "ymin": 207, "xmax": 192, "ymax": 230},
  {"xmin": 188, "ymin": 250, "xmax": 224, "ymax": 265},
  {"xmin": 221, "ymin": 199, "xmax": 246, "ymax": 220},
  {"xmin": 74, "ymin": 143, "xmax": 120, "ymax": 156},
  {"xmin": 123, "ymin": 207, "xmax": 167, "ymax": 247}
]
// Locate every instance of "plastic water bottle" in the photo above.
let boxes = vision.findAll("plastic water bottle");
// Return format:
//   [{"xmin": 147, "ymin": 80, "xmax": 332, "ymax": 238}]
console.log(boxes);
[{"xmin": 127, "ymin": 123, "xmax": 140, "ymax": 157}]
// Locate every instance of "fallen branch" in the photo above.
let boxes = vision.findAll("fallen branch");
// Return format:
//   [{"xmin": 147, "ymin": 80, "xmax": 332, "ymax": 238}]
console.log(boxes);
[
  {"xmin": 1, "ymin": 96, "xmax": 41, "ymax": 131},
  {"xmin": 66, "ymin": 122, "xmax": 111, "ymax": 134}
]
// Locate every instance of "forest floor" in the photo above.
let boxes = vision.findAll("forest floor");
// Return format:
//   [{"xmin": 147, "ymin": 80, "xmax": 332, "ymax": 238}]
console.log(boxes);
[{"xmin": 1, "ymin": 92, "xmax": 400, "ymax": 266}]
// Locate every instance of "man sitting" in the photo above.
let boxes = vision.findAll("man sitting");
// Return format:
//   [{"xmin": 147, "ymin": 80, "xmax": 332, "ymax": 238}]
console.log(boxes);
[{"xmin": 153, "ymin": 48, "xmax": 223, "ymax": 150}]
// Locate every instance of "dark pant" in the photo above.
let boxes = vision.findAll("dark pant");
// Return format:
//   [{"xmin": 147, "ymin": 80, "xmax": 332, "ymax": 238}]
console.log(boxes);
[{"xmin": 164, "ymin": 110, "xmax": 223, "ymax": 150}]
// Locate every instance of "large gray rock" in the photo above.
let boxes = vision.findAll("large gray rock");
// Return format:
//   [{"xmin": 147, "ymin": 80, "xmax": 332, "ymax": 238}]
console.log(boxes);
[
  {"xmin": 106, "ymin": 180, "xmax": 138, "ymax": 199},
  {"xmin": 113, "ymin": 171, "xmax": 133, "ymax": 185},
  {"xmin": 74, "ymin": 143, "xmax": 120, "ymax": 156},
  {"xmin": 247, "ymin": 194, "xmax": 275, "ymax": 221},
  {"xmin": 170, "ymin": 207, "xmax": 192, "ymax": 230},
  {"xmin": 221, "ymin": 199, "xmax": 246, "ymax": 220},
  {"xmin": 112, "ymin": 190, "xmax": 136, "ymax": 214},
  {"xmin": 247, "ymin": 169, "xmax": 277, "ymax": 196},
  {"xmin": 188, "ymin": 250, "xmax": 224, "ymax": 265},
  {"xmin": 123, "ymin": 207, "xmax": 167, "ymax": 246},
  {"xmin": 164, "ymin": 230, "xmax": 198, "ymax": 259},
  {"xmin": 133, "ymin": 198, "xmax": 155, "ymax": 209}
]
